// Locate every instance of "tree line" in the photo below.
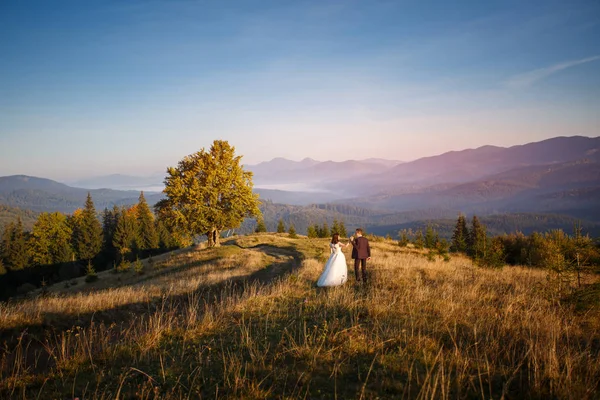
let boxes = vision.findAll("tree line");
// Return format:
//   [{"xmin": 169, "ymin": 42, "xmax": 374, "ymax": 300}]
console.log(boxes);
[
  {"xmin": 399, "ymin": 214, "xmax": 600, "ymax": 293},
  {"xmin": 0, "ymin": 192, "xmax": 182, "ymax": 299}
]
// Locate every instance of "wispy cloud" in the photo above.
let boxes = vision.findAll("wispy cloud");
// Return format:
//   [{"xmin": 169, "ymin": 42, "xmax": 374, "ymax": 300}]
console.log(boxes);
[{"xmin": 506, "ymin": 55, "xmax": 600, "ymax": 88}]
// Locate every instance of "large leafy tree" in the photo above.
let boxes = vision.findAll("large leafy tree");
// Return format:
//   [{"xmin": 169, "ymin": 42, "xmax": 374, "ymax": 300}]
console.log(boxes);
[
  {"xmin": 136, "ymin": 192, "xmax": 159, "ymax": 250},
  {"xmin": 156, "ymin": 140, "xmax": 261, "ymax": 247},
  {"xmin": 29, "ymin": 212, "xmax": 73, "ymax": 266},
  {"xmin": 1, "ymin": 218, "xmax": 29, "ymax": 270}
]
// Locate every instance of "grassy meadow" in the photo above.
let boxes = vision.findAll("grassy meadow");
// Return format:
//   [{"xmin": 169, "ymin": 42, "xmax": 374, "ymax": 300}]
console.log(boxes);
[{"xmin": 0, "ymin": 234, "xmax": 599, "ymax": 399}]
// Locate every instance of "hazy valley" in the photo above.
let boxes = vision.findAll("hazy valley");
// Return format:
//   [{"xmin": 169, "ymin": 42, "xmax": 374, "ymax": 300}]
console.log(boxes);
[{"xmin": 1, "ymin": 135, "xmax": 599, "ymax": 237}]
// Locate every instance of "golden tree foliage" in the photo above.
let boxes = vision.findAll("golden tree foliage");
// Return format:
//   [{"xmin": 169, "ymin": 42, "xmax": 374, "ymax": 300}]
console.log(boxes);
[{"xmin": 156, "ymin": 140, "xmax": 261, "ymax": 247}]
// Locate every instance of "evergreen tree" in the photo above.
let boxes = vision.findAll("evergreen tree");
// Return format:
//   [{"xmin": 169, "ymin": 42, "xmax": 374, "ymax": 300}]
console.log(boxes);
[
  {"xmin": 313, "ymin": 224, "xmax": 322, "ymax": 238},
  {"xmin": 468, "ymin": 216, "xmax": 487, "ymax": 260},
  {"xmin": 255, "ymin": 219, "xmax": 267, "ymax": 233},
  {"xmin": 331, "ymin": 219, "xmax": 340, "ymax": 235},
  {"xmin": 102, "ymin": 206, "xmax": 120, "ymax": 258},
  {"xmin": 450, "ymin": 214, "xmax": 469, "ymax": 253},
  {"xmin": 136, "ymin": 192, "xmax": 159, "ymax": 250},
  {"xmin": 156, "ymin": 218, "xmax": 182, "ymax": 250},
  {"xmin": 320, "ymin": 222, "xmax": 330, "ymax": 238},
  {"xmin": 398, "ymin": 230, "xmax": 410, "ymax": 247},
  {"xmin": 73, "ymin": 193, "xmax": 103, "ymax": 262},
  {"xmin": 113, "ymin": 207, "xmax": 138, "ymax": 261},
  {"xmin": 29, "ymin": 212, "xmax": 73, "ymax": 266},
  {"xmin": 156, "ymin": 140, "xmax": 261, "ymax": 247},
  {"xmin": 413, "ymin": 229, "xmax": 425, "ymax": 249},
  {"xmin": 288, "ymin": 224, "xmax": 297, "ymax": 238},
  {"xmin": 307, "ymin": 225, "xmax": 317, "ymax": 238},
  {"xmin": 1, "ymin": 218, "xmax": 29, "ymax": 270},
  {"xmin": 277, "ymin": 219, "xmax": 286, "ymax": 233},
  {"xmin": 338, "ymin": 220, "xmax": 347, "ymax": 238},
  {"xmin": 424, "ymin": 225, "xmax": 436, "ymax": 249}
]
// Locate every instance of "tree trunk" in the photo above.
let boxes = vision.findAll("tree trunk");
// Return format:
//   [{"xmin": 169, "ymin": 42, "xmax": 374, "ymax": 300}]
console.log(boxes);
[
  {"xmin": 213, "ymin": 229, "xmax": 220, "ymax": 247},
  {"xmin": 207, "ymin": 230, "xmax": 214, "ymax": 247}
]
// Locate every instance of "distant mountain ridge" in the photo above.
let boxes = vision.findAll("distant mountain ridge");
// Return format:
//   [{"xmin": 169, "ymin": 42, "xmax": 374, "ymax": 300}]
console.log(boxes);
[
  {"xmin": 0, "ymin": 175, "xmax": 164, "ymax": 213},
  {"xmin": 0, "ymin": 136, "xmax": 598, "ymax": 236},
  {"xmin": 246, "ymin": 157, "xmax": 402, "ymax": 186},
  {"xmin": 333, "ymin": 135, "xmax": 600, "ymax": 193}
]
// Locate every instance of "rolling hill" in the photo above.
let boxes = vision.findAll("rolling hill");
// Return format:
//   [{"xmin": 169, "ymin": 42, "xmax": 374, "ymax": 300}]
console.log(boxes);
[{"xmin": 0, "ymin": 175, "xmax": 164, "ymax": 213}]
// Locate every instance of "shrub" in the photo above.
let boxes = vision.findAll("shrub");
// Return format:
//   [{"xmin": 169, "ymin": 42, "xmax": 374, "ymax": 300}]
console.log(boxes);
[
  {"xmin": 288, "ymin": 225, "xmax": 298, "ymax": 239},
  {"xmin": 116, "ymin": 259, "xmax": 131, "ymax": 273},
  {"xmin": 85, "ymin": 262, "xmax": 98, "ymax": 283},
  {"xmin": 134, "ymin": 258, "xmax": 144, "ymax": 275}
]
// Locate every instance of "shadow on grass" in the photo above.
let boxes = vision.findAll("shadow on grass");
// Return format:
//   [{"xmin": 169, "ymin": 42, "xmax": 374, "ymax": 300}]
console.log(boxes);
[{"xmin": 0, "ymin": 241, "xmax": 305, "ymax": 354}]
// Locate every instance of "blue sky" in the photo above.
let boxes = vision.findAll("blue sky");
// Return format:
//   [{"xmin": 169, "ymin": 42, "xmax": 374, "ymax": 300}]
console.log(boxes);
[{"xmin": 1, "ymin": 0, "xmax": 599, "ymax": 180}]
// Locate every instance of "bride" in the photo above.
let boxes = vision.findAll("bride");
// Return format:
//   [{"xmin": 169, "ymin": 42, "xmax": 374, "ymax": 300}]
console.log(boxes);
[{"xmin": 317, "ymin": 233, "xmax": 349, "ymax": 287}]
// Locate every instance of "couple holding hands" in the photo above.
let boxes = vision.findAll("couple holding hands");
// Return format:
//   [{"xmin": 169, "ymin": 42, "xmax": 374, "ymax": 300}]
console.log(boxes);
[{"xmin": 317, "ymin": 228, "xmax": 371, "ymax": 287}]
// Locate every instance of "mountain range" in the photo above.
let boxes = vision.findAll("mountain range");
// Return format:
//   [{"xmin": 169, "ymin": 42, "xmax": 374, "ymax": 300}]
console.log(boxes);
[{"xmin": 1, "ymin": 135, "xmax": 599, "ymax": 236}]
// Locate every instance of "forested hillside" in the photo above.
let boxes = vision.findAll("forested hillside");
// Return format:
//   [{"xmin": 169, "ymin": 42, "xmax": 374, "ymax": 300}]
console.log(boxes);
[{"xmin": 0, "ymin": 204, "xmax": 38, "ymax": 232}]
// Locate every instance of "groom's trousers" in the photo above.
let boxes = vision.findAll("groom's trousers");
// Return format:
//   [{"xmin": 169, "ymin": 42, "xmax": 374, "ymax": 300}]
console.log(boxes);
[{"xmin": 354, "ymin": 258, "xmax": 367, "ymax": 282}]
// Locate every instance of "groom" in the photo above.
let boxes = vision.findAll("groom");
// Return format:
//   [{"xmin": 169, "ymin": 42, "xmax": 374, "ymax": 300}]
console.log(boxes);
[{"xmin": 351, "ymin": 228, "xmax": 371, "ymax": 283}]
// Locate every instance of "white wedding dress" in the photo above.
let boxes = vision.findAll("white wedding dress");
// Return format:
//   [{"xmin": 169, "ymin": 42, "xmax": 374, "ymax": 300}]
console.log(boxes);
[{"xmin": 317, "ymin": 243, "xmax": 348, "ymax": 287}]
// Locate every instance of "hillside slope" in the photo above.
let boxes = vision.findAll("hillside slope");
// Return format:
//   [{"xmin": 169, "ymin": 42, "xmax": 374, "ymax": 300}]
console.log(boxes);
[
  {"xmin": 1, "ymin": 234, "xmax": 597, "ymax": 398},
  {"xmin": 0, "ymin": 175, "xmax": 164, "ymax": 213}
]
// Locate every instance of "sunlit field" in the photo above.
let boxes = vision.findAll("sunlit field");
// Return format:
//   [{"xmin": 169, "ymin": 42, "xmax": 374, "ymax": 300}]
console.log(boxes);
[{"xmin": 1, "ymin": 234, "xmax": 598, "ymax": 399}]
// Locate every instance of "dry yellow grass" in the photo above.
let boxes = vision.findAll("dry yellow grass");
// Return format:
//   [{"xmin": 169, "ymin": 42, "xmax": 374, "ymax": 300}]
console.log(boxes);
[{"xmin": 0, "ymin": 234, "xmax": 598, "ymax": 399}]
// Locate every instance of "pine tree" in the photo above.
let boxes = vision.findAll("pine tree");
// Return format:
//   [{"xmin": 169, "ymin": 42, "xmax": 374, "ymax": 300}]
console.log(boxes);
[
  {"xmin": 320, "ymin": 222, "xmax": 330, "ymax": 238},
  {"xmin": 85, "ymin": 261, "xmax": 98, "ymax": 283},
  {"xmin": 136, "ymin": 192, "xmax": 159, "ymax": 250},
  {"xmin": 331, "ymin": 219, "xmax": 340, "ymax": 235},
  {"xmin": 338, "ymin": 220, "xmax": 347, "ymax": 238},
  {"xmin": 156, "ymin": 219, "xmax": 174, "ymax": 250},
  {"xmin": 450, "ymin": 214, "xmax": 469, "ymax": 253},
  {"xmin": 156, "ymin": 140, "xmax": 261, "ymax": 247},
  {"xmin": 398, "ymin": 230, "xmax": 410, "ymax": 247},
  {"xmin": 113, "ymin": 207, "xmax": 138, "ymax": 261},
  {"xmin": 277, "ymin": 219, "xmax": 286, "ymax": 233},
  {"xmin": 102, "ymin": 206, "xmax": 120, "ymax": 258},
  {"xmin": 255, "ymin": 219, "xmax": 267, "ymax": 233},
  {"xmin": 413, "ymin": 229, "xmax": 424, "ymax": 249},
  {"xmin": 1, "ymin": 218, "xmax": 29, "ymax": 270},
  {"xmin": 424, "ymin": 225, "xmax": 436, "ymax": 249},
  {"xmin": 307, "ymin": 225, "xmax": 317, "ymax": 238},
  {"xmin": 468, "ymin": 216, "xmax": 487, "ymax": 260},
  {"xmin": 29, "ymin": 212, "xmax": 73, "ymax": 266},
  {"xmin": 73, "ymin": 193, "xmax": 103, "ymax": 262},
  {"xmin": 288, "ymin": 224, "xmax": 297, "ymax": 238}
]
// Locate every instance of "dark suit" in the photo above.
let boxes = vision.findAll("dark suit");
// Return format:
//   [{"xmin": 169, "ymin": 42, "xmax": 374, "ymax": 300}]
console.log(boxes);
[{"xmin": 351, "ymin": 236, "xmax": 371, "ymax": 282}]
